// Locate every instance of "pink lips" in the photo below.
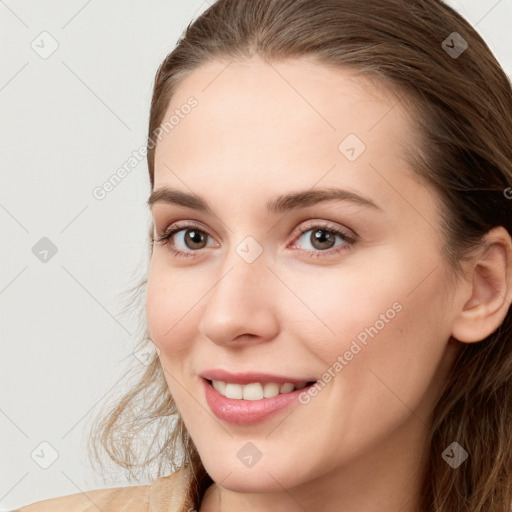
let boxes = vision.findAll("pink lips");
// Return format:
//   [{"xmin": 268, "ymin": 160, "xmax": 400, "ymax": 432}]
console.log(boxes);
[
  {"xmin": 199, "ymin": 369, "xmax": 316, "ymax": 385},
  {"xmin": 200, "ymin": 371, "xmax": 317, "ymax": 426}
]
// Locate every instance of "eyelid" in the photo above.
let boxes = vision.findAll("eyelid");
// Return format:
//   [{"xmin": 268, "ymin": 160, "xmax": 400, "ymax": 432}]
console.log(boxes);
[
  {"xmin": 291, "ymin": 219, "xmax": 356, "ymax": 239},
  {"xmin": 155, "ymin": 219, "xmax": 357, "ymax": 259},
  {"xmin": 156, "ymin": 219, "xmax": 353, "ymax": 242},
  {"xmin": 155, "ymin": 219, "xmax": 218, "ymax": 241}
]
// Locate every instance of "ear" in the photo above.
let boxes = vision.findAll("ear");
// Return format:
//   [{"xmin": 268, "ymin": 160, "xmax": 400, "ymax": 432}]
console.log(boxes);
[{"xmin": 451, "ymin": 226, "xmax": 512, "ymax": 343}]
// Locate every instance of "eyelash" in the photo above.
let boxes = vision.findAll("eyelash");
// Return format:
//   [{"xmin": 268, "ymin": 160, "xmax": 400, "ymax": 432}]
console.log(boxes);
[{"xmin": 153, "ymin": 221, "xmax": 357, "ymax": 260}]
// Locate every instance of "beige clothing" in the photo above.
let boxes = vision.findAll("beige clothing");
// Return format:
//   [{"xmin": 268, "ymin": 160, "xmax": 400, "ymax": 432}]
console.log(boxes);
[{"xmin": 15, "ymin": 465, "xmax": 195, "ymax": 512}]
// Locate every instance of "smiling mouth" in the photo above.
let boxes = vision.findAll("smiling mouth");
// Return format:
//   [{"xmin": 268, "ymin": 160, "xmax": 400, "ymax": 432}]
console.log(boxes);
[{"xmin": 205, "ymin": 379, "xmax": 317, "ymax": 401}]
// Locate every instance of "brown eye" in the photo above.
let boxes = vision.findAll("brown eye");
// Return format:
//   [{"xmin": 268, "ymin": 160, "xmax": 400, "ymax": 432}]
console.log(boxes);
[
  {"xmin": 308, "ymin": 228, "xmax": 337, "ymax": 250},
  {"xmin": 182, "ymin": 229, "xmax": 208, "ymax": 250},
  {"xmin": 292, "ymin": 223, "xmax": 357, "ymax": 258},
  {"xmin": 154, "ymin": 223, "xmax": 216, "ymax": 258}
]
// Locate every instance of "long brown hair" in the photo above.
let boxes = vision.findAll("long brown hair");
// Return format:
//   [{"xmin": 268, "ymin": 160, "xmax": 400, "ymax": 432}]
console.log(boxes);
[{"xmin": 88, "ymin": 0, "xmax": 512, "ymax": 510}]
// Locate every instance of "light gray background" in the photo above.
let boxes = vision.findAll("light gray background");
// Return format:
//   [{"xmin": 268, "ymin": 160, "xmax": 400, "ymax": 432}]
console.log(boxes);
[{"xmin": 1, "ymin": 0, "xmax": 511, "ymax": 509}]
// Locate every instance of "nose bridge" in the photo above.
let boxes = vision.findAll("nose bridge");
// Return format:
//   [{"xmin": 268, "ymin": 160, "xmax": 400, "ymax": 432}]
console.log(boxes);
[
  {"xmin": 213, "ymin": 233, "xmax": 268, "ymax": 299},
  {"xmin": 198, "ymin": 237, "xmax": 279, "ymax": 344}
]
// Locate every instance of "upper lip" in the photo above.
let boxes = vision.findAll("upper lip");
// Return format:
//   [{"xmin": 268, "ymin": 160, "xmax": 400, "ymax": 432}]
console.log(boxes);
[{"xmin": 199, "ymin": 369, "xmax": 317, "ymax": 385}]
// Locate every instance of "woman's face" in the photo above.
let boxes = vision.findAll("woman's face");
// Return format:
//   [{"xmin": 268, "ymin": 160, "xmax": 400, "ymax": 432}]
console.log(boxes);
[{"xmin": 146, "ymin": 56, "xmax": 461, "ymax": 496}]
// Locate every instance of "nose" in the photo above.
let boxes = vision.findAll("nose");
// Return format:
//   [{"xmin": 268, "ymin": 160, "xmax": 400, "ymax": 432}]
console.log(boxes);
[{"xmin": 197, "ymin": 250, "xmax": 280, "ymax": 347}]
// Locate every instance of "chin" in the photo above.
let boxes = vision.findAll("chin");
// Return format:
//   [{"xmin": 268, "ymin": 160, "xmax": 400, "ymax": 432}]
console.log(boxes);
[{"xmin": 201, "ymin": 456, "xmax": 310, "ymax": 493}]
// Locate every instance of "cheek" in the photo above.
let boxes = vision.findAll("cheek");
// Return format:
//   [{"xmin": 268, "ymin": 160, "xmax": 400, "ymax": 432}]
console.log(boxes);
[
  {"xmin": 145, "ymin": 262, "xmax": 197, "ymax": 360},
  {"xmin": 289, "ymin": 265, "xmax": 451, "ymax": 462},
  {"xmin": 298, "ymin": 246, "xmax": 451, "ymax": 399},
  {"xmin": 279, "ymin": 258, "xmax": 408, "ymax": 364},
  {"xmin": 145, "ymin": 272, "xmax": 169, "ymax": 347},
  {"xmin": 329, "ymin": 266, "xmax": 450, "ymax": 425},
  {"xmin": 146, "ymin": 271, "xmax": 198, "ymax": 406}
]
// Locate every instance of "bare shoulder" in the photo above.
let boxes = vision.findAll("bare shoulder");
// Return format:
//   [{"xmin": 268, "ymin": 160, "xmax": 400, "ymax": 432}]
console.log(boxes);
[{"xmin": 15, "ymin": 481, "xmax": 150, "ymax": 512}]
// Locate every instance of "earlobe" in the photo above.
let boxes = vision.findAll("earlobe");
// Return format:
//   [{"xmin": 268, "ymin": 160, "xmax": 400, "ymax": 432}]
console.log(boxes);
[{"xmin": 451, "ymin": 226, "xmax": 512, "ymax": 344}]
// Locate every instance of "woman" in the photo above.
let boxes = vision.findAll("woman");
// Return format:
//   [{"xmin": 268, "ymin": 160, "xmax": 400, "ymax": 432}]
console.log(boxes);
[{"xmin": 18, "ymin": 0, "xmax": 512, "ymax": 510}]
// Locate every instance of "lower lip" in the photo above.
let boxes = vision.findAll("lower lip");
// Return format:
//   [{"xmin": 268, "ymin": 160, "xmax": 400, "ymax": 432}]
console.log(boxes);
[{"xmin": 202, "ymin": 378, "xmax": 315, "ymax": 425}]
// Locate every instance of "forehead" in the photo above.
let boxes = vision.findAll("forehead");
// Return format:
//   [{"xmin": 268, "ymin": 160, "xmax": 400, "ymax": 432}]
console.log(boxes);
[{"xmin": 152, "ymin": 56, "xmax": 424, "ymax": 216}]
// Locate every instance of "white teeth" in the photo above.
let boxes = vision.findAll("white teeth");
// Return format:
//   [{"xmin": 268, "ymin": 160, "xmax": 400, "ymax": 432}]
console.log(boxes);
[
  {"xmin": 242, "ymin": 383, "xmax": 263, "ymax": 400},
  {"xmin": 263, "ymin": 382, "xmax": 280, "ymax": 398},
  {"xmin": 211, "ymin": 380, "xmax": 308, "ymax": 400},
  {"xmin": 212, "ymin": 380, "xmax": 226, "ymax": 394},
  {"xmin": 225, "ymin": 383, "xmax": 243, "ymax": 399},
  {"xmin": 280, "ymin": 383, "xmax": 295, "ymax": 394}
]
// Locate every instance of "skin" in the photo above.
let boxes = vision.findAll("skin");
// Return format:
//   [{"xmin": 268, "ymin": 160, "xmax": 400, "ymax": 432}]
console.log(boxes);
[{"xmin": 145, "ymin": 56, "xmax": 512, "ymax": 512}]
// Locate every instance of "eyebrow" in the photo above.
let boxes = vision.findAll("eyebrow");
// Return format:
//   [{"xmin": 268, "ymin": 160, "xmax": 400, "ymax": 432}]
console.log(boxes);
[{"xmin": 147, "ymin": 186, "xmax": 382, "ymax": 215}]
